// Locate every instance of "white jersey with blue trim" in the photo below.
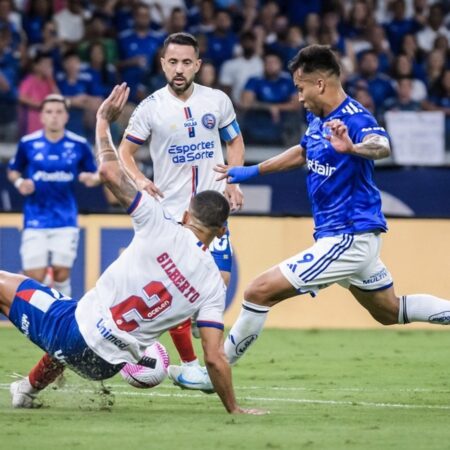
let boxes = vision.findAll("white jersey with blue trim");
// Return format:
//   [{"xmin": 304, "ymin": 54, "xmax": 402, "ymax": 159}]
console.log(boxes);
[
  {"xmin": 75, "ymin": 191, "xmax": 226, "ymax": 365},
  {"xmin": 125, "ymin": 83, "xmax": 239, "ymax": 221},
  {"xmin": 301, "ymin": 96, "xmax": 389, "ymax": 239}
]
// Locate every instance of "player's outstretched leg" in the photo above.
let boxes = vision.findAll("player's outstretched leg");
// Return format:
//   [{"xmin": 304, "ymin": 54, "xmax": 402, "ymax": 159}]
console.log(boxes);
[
  {"xmin": 350, "ymin": 286, "xmax": 450, "ymax": 326},
  {"xmin": 10, "ymin": 354, "xmax": 65, "ymax": 408}
]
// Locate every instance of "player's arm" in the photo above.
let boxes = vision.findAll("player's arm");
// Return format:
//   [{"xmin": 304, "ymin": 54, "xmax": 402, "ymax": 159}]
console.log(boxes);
[
  {"xmin": 95, "ymin": 84, "xmax": 138, "ymax": 209},
  {"xmin": 325, "ymin": 119, "xmax": 391, "ymax": 160},
  {"xmin": 7, "ymin": 169, "xmax": 35, "ymax": 196},
  {"xmin": 223, "ymin": 130, "xmax": 245, "ymax": 211},
  {"xmin": 118, "ymin": 138, "xmax": 164, "ymax": 198},
  {"xmin": 199, "ymin": 326, "xmax": 266, "ymax": 415},
  {"xmin": 215, "ymin": 144, "xmax": 306, "ymax": 184}
]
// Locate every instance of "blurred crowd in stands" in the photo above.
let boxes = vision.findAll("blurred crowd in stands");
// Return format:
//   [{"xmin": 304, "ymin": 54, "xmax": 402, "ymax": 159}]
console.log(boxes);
[{"xmin": 0, "ymin": 0, "xmax": 448, "ymax": 147}]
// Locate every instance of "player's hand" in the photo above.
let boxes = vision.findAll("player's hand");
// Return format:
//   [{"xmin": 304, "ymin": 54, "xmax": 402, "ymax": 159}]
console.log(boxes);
[
  {"xmin": 78, "ymin": 172, "xmax": 100, "ymax": 187},
  {"xmin": 97, "ymin": 83, "xmax": 130, "ymax": 123},
  {"xmin": 18, "ymin": 179, "xmax": 35, "ymax": 196},
  {"xmin": 323, "ymin": 119, "xmax": 355, "ymax": 154},
  {"xmin": 135, "ymin": 177, "xmax": 164, "ymax": 199},
  {"xmin": 214, "ymin": 164, "xmax": 260, "ymax": 184},
  {"xmin": 224, "ymin": 183, "xmax": 244, "ymax": 212},
  {"xmin": 232, "ymin": 407, "xmax": 270, "ymax": 415}
]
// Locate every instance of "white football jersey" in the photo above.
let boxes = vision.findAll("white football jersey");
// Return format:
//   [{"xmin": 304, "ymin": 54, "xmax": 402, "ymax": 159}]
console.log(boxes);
[
  {"xmin": 75, "ymin": 191, "xmax": 226, "ymax": 364},
  {"xmin": 125, "ymin": 83, "xmax": 236, "ymax": 221}
]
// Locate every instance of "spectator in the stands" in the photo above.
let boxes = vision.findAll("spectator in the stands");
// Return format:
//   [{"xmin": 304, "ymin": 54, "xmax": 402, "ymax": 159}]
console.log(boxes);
[
  {"xmin": 112, "ymin": 0, "xmax": 135, "ymax": 33},
  {"xmin": 416, "ymin": 3, "xmax": 450, "ymax": 53},
  {"xmin": 27, "ymin": 20, "xmax": 62, "ymax": 72},
  {"xmin": 197, "ymin": 60, "xmax": 218, "ymax": 89},
  {"xmin": 204, "ymin": 8, "xmax": 238, "ymax": 69},
  {"xmin": 78, "ymin": 12, "xmax": 118, "ymax": 65},
  {"xmin": 303, "ymin": 12, "xmax": 320, "ymax": 46},
  {"xmin": 0, "ymin": 0, "xmax": 22, "ymax": 51},
  {"xmin": 117, "ymin": 2, "xmax": 163, "ymax": 103},
  {"xmin": 268, "ymin": 21, "xmax": 304, "ymax": 69},
  {"xmin": 56, "ymin": 50, "xmax": 102, "ymax": 137},
  {"xmin": 53, "ymin": 0, "xmax": 87, "ymax": 45},
  {"xmin": 384, "ymin": 0, "xmax": 421, "ymax": 54},
  {"xmin": 353, "ymin": 86, "xmax": 376, "ymax": 115},
  {"xmin": 22, "ymin": 0, "xmax": 53, "ymax": 45},
  {"xmin": 18, "ymin": 52, "xmax": 58, "ymax": 135},
  {"xmin": 422, "ymin": 68, "xmax": 450, "ymax": 146},
  {"xmin": 83, "ymin": 41, "xmax": 118, "ymax": 98},
  {"xmin": 362, "ymin": 24, "xmax": 392, "ymax": 74},
  {"xmin": 165, "ymin": 6, "xmax": 188, "ymax": 34},
  {"xmin": 340, "ymin": 0, "xmax": 375, "ymax": 45},
  {"xmin": 240, "ymin": 51, "xmax": 299, "ymax": 145},
  {"xmin": 399, "ymin": 33, "xmax": 427, "ymax": 81},
  {"xmin": 425, "ymin": 48, "xmax": 447, "ymax": 90},
  {"xmin": 383, "ymin": 76, "xmax": 422, "ymax": 112},
  {"xmin": 347, "ymin": 49, "xmax": 396, "ymax": 115},
  {"xmin": 280, "ymin": 0, "xmax": 322, "ymax": 28},
  {"xmin": 391, "ymin": 53, "xmax": 427, "ymax": 102},
  {"xmin": 0, "ymin": 25, "xmax": 18, "ymax": 140},
  {"xmin": 188, "ymin": 0, "xmax": 215, "ymax": 35},
  {"xmin": 219, "ymin": 30, "xmax": 263, "ymax": 105}
]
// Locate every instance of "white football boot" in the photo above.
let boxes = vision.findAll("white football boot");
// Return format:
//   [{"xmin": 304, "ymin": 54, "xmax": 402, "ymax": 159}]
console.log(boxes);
[
  {"xmin": 167, "ymin": 359, "xmax": 214, "ymax": 394},
  {"xmin": 10, "ymin": 377, "xmax": 40, "ymax": 408}
]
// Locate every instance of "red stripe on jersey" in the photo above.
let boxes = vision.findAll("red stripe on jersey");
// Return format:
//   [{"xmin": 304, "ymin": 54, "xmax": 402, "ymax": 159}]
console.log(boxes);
[{"xmin": 16, "ymin": 289, "xmax": 35, "ymax": 302}]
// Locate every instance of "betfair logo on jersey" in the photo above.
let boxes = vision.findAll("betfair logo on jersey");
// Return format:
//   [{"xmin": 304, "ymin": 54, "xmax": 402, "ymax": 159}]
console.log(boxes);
[
  {"xmin": 307, "ymin": 159, "xmax": 336, "ymax": 177},
  {"xmin": 33, "ymin": 171, "xmax": 74, "ymax": 182},
  {"xmin": 168, "ymin": 140, "xmax": 215, "ymax": 164}
]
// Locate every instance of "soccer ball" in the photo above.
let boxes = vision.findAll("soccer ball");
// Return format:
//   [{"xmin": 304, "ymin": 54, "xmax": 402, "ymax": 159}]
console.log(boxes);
[{"xmin": 120, "ymin": 342, "xmax": 170, "ymax": 389}]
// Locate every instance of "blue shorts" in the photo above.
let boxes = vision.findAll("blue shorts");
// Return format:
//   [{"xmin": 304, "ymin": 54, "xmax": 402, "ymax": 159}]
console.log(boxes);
[
  {"xmin": 210, "ymin": 228, "xmax": 232, "ymax": 272},
  {"xmin": 9, "ymin": 278, "xmax": 124, "ymax": 380}
]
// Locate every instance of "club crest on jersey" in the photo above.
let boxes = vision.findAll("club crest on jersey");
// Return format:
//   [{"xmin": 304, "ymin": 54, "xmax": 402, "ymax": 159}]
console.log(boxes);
[{"xmin": 201, "ymin": 113, "xmax": 216, "ymax": 130}]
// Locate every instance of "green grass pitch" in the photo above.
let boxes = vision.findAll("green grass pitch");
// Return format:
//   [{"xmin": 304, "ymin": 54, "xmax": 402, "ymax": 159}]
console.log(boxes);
[{"xmin": 1, "ymin": 326, "xmax": 450, "ymax": 450}]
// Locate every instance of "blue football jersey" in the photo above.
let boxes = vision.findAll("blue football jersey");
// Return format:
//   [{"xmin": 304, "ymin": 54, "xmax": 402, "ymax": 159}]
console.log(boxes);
[
  {"xmin": 301, "ymin": 96, "xmax": 389, "ymax": 239},
  {"xmin": 9, "ymin": 130, "xmax": 97, "ymax": 229}
]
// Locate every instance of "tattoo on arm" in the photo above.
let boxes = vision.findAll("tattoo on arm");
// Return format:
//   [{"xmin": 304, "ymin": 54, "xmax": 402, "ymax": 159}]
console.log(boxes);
[
  {"xmin": 97, "ymin": 136, "xmax": 138, "ymax": 209},
  {"xmin": 353, "ymin": 135, "xmax": 391, "ymax": 160}
]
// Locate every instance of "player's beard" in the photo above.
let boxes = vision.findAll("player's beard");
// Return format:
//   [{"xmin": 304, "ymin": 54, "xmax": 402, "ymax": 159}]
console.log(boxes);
[{"xmin": 168, "ymin": 75, "xmax": 193, "ymax": 94}]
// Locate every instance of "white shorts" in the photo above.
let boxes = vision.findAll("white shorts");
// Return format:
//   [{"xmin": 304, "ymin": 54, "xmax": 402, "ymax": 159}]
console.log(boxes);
[
  {"xmin": 20, "ymin": 227, "xmax": 80, "ymax": 270},
  {"xmin": 279, "ymin": 232, "xmax": 393, "ymax": 296}
]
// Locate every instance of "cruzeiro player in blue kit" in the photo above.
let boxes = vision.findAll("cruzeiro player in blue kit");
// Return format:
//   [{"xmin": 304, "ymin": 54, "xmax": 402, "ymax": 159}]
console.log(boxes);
[
  {"xmin": 211, "ymin": 44, "xmax": 450, "ymax": 368},
  {"xmin": 7, "ymin": 94, "xmax": 100, "ymax": 297}
]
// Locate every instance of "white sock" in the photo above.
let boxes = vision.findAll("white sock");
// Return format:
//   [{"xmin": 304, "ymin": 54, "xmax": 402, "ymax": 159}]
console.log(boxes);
[
  {"xmin": 53, "ymin": 278, "xmax": 71, "ymax": 297},
  {"xmin": 225, "ymin": 300, "xmax": 270, "ymax": 365},
  {"xmin": 398, "ymin": 294, "xmax": 450, "ymax": 324}
]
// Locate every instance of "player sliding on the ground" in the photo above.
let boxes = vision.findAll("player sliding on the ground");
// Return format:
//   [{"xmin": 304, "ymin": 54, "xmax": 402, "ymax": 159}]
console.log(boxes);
[{"xmin": 3, "ymin": 83, "xmax": 265, "ymax": 415}]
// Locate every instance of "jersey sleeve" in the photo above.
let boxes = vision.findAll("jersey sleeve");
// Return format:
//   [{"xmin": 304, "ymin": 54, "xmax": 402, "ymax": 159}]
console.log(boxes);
[
  {"xmin": 300, "ymin": 112, "xmax": 315, "ymax": 148},
  {"xmin": 196, "ymin": 288, "xmax": 225, "ymax": 331},
  {"xmin": 347, "ymin": 112, "xmax": 390, "ymax": 144},
  {"xmin": 128, "ymin": 190, "xmax": 176, "ymax": 238},
  {"xmin": 79, "ymin": 142, "xmax": 97, "ymax": 173},
  {"xmin": 8, "ymin": 140, "xmax": 28, "ymax": 173},
  {"xmin": 217, "ymin": 90, "xmax": 236, "ymax": 129},
  {"xmin": 124, "ymin": 97, "xmax": 154, "ymax": 145}
]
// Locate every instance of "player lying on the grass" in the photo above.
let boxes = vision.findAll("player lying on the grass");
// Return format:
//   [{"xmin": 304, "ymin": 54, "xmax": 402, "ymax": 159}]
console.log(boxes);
[
  {"xmin": 168, "ymin": 44, "xmax": 450, "ymax": 382},
  {"xmin": 2, "ymin": 83, "xmax": 265, "ymax": 415}
]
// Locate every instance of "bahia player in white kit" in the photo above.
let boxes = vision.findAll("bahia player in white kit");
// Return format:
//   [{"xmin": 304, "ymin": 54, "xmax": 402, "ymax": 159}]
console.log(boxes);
[
  {"xmin": 4, "ymin": 84, "xmax": 264, "ymax": 415},
  {"xmin": 119, "ymin": 32, "xmax": 245, "ymax": 390}
]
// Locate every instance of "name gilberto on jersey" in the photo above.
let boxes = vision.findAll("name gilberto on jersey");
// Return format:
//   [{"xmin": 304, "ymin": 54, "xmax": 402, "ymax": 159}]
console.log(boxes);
[{"xmin": 168, "ymin": 140, "xmax": 215, "ymax": 164}]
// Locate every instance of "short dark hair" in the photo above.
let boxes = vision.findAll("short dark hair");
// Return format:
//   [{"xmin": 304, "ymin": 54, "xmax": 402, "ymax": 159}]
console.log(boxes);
[
  {"xmin": 190, "ymin": 190, "xmax": 230, "ymax": 229},
  {"xmin": 40, "ymin": 94, "xmax": 69, "ymax": 111},
  {"xmin": 288, "ymin": 44, "xmax": 341, "ymax": 77},
  {"xmin": 162, "ymin": 32, "xmax": 199, "ymax": 57}
]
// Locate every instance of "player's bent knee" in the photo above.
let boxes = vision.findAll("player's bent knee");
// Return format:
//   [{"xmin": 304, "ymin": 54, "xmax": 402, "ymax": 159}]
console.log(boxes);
[{"xmin": 243, "ymin": 279, "xmax": 273, "ymax": 306}]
